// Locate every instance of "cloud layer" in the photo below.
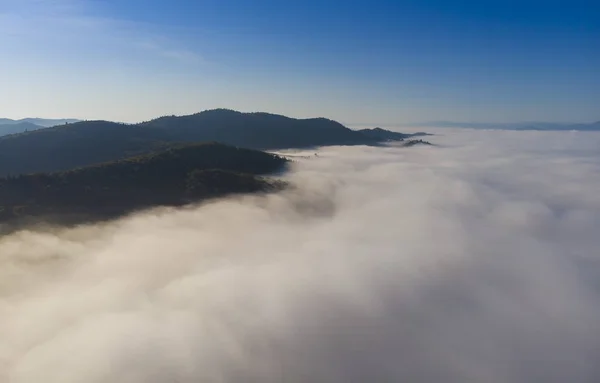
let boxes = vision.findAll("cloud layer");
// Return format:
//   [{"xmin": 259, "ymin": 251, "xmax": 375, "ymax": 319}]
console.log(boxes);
[{"xmin": 1, "ymin": 129, "xmax": 600, "ymax": 382}]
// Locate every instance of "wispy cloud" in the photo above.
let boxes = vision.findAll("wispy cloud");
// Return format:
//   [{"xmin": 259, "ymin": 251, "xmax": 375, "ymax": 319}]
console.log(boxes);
[
  {"xmin": 135, "ymin": 39, "xmax": 204, "ymax": 65},
  {"xmin": 0, "ymin": 0, "xmax": 203, "ymax": 65}
]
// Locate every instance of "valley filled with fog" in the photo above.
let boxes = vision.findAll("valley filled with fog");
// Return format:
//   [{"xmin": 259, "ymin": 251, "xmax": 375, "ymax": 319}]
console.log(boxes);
[{"xmin": 1, "ymin": 128, "xmax": 600, "ymax": 382}]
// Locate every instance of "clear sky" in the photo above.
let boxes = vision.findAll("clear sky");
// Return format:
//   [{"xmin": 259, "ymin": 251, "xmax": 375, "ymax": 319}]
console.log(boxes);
[{"xmin": 1, "ymin": 0, "xmax": 598, "ymax": 124}]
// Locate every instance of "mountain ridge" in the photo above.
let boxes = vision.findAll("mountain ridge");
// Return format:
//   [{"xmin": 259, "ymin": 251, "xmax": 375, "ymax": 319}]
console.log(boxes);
[
  {"xmin": 0, "ymin": 142, "xmax": 287, "ymax": 229},
  {"xmin": 0, "ymin": 109, "xmax": 424, "ymax": 176},
  {"xmin": 0, "ymin": 118, "xmax": 82, "ymax": 137},
  {"xmin": 0, "ymin": 118, "xmax": 81, "ymax": 127}
]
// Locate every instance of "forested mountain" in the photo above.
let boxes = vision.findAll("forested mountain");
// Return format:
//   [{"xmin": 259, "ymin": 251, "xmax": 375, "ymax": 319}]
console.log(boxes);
[
  {"xmin": 0, "ymin": 143, "xmax": 287, "ymax": 226},
  {"xmin": 0, "ymin": 121, "xmax": 173, "ymax": 176},
  {"xmin": 140, "ymin": 109, "xmax": 374, "ymax": 148},
  {"xmin": 0, "ymin": 109, "xmax": 418, "ymax": 176},
  {"xmin": 357, "ymin": 127, "xmax": 431, "ymax": 141}
]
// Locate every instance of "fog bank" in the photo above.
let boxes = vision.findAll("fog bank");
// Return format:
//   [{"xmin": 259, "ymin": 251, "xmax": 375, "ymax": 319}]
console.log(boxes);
[{"xmin": 1, "ymin": 129, "xmax": 600, "ymax": 382}]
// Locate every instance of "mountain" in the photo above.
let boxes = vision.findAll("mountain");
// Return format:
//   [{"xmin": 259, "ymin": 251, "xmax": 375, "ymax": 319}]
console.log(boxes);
[
  {"xmin": 357, "ymin": 127, "xmax": 432, "ymax": 141},
  {"xmin": 0, "ymin": 109, "xmax": 417, "ymax": 176},
  {"xmin": 0, "ymin": 121, "xmax": 44, "ymax": 136},
  {"xmin": 0, "ymin": 121, "xmax": 175, "ymax": 176},
  {"xmin": 139, "ymin": 109, "xmax": 378, "ymax": 148},
  {"xmin": 20, "ymin": 118, "xmax": 81, "ymax": 127},
  {"xmin": 0, "ymin": 143, "xmax": 287, "ymax": 227},
  {"xmin": 0, "ymin": 118, "xmax": 80, "ymax": 127}
]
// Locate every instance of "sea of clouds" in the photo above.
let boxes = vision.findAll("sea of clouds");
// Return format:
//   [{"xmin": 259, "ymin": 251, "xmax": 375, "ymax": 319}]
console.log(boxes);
[{"xmin": 1, "ymin": 128, "xmax": 600, "ymax": 382}]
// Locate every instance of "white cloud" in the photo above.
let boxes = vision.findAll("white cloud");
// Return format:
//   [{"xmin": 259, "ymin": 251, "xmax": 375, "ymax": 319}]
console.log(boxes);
[{"xmin": 1, "ymin": 129, "xmax": 600, "ymax": 382}]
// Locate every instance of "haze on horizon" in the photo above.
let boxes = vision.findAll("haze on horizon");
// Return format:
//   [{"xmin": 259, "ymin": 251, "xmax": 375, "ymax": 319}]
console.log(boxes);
[{"xmin": 1, "ymin": 0, "xmax": 598, "ymax": 124}]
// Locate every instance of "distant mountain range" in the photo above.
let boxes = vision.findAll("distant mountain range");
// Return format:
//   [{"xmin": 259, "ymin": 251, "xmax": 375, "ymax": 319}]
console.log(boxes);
[
  {"xmin": 0, "ymin": 118, "xmax": 81, "ymax": 136},
  {"xmin": 0, "ymin": 118, "xmax": 81, "ymax": 127},
  {"xmin": 399, "ymin": 121, "xmax": 600, "ymax": 131},
  {"xmin": 0, "ymin": 109, "xmax": 429, "ymax": 177}
]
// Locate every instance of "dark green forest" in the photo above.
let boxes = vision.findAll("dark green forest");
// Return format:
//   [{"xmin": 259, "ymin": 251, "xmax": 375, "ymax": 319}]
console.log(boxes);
[
  {"xmin": 0, "ymin": 143, "xmax": 287, "ymax": 226},
  {"xmin": 0, "ymin": 109, "xmax": 425, "ymax": 176}
]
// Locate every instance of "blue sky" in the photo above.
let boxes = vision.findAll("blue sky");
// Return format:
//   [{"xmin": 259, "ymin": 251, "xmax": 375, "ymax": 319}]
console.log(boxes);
[{"xmin": 1, "ymin": 0, "xmax": 598, "ymax": 124}]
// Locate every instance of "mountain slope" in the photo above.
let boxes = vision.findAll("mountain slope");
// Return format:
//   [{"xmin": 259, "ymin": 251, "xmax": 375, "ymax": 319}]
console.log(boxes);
[
  {"xmin": 140, "ymin": 109, "xmax": 376, "ymax": 148},
  {"xmin": 0, "ymin": 121, "xmax": 44, "ymax": 136},
  {"xmin": 0, "ymin": 109, "xmax": 416, "ymax": 176},
  {"xmin": 0, "ymin": 121, "xmax": 175, "ymax": 176},
  {"xmin": 0, "ymin": 143, "xmax": 287, "ymax": 226}
]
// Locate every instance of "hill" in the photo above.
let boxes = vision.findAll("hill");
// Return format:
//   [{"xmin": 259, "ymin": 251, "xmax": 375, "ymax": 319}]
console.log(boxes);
[
  {"xmin": 0, "ymin": 121, "xmax": 44, "ymax": 136},
  {"xmin": 140, "ymin": 109, "xmax": 377, "ymax": 148},
  {"xmin": 0, "ymin": 143, "xmax": 287, "ymax": 226},
  {"xmin": 20, "ymin": 118, "xmax": 81, "ymax": 127},
  {"xmin": 357, "ymin": 127, "xmax": 432, "ymax": 141},
  {"xmin": 0, "ymin": 121, "xmax": 175, "ymax": 176},
  {"xmin": 0, "ymin": 109, "xmax": 417, "ymax": 176},
  {"xmin": 0, "ymin": 118, "xmax": 80, "ymax": 127}
]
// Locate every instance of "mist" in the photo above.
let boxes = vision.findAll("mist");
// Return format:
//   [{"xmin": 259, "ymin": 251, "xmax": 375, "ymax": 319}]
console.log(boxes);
[{"xmin": 1, "ymin": 129, "xmax": 600, "ymax": 382}]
